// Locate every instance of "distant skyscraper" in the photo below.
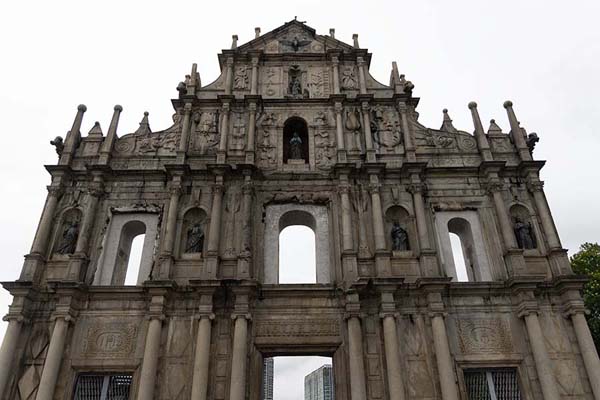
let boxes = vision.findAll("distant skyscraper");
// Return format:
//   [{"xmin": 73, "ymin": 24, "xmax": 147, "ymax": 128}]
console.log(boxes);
[
  {"xmin": 262, "ymin": 357, "xmax": 274, "ymax": 400},
  {"xmin": 304, "ymin": 365, "xmax": 334, "ymax": 400}
]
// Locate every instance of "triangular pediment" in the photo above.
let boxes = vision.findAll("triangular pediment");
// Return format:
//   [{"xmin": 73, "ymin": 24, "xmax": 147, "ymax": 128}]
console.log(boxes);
[{"xmin": 236, "ymin": 19, "xmax": 355, "ymax": 54}]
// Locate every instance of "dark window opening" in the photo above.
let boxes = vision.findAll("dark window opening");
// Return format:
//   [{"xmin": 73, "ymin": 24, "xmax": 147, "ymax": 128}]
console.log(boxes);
[
  {"xmin": 283, "ymin": 117, "xmax": 309, "ymax": 164},
  {"xmin": 464, "ymin": 369, "xmax": 520, "ymax": 400},
  {"xmin": 73, "ymin": 374, "xmax": 132, "ymax": 400}
]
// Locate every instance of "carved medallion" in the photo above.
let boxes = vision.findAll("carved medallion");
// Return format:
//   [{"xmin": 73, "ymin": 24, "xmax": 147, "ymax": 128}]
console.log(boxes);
[
  {"xmin": 255, "ymin": 319, "xmax": 340, "ymax": 337},
  {"xmin": 82, "ymin": 323, "xmax": 137, "ymax": 358},
  {"xmin": 457, "ymin": 318, "xmax": 513, "ymax": 354}
]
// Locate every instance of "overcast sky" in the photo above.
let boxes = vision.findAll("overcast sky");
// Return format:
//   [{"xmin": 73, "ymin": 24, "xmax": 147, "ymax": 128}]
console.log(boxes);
[{"xmin": 1, "ymin": 1, "xmax": 599, "ymax": 399}]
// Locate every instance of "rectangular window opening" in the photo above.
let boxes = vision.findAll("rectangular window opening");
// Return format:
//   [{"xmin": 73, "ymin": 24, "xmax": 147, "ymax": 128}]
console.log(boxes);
[
  {"xmin": 263, "ymin": 355, "xmax": 334, "ymax": 400},
  {"xmin": 73, "ymin": 373, "xmax": 133, "ymax": 400},
  {"xmin": 464, "ymin": 368, "xmax": 520, "ymax": 400}
]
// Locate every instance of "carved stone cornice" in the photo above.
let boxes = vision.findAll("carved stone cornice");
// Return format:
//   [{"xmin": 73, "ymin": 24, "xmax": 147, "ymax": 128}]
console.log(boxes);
[
  {"xmin": 485, "ymin": 181, "xmax": 505, "ymax": 194},
  {"xmin": 47, "ymin": 185, "xmax": 64, "ymax": 197}
]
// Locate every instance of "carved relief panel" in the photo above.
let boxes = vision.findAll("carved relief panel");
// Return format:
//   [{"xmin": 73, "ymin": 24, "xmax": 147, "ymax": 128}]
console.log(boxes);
[{"xmin": 190, "ymin": 110, "xmax": 220, "ymax": 156}]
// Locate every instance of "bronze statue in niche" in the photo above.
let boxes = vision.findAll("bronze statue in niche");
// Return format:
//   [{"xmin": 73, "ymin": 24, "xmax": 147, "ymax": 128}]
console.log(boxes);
[
  {"xmin": 283, "ymin": 117, "xmax": 309, "ymax": 164},
  {"xmin": 56, "ymin": 221, "xmax": 79, "ymax": 254},
  {"xmin": 289, "ymin": 132, "xmax": 303, "ymax": 160},
  {"xmin": 514, "ymin": 218, "xmax": 536, "ymax": 249},
  {"xmin": 185, "ymin": 222, "xmax": 205, "ymax": 253},
  {"xmin": 391, "ymin": 221, "xmax": 409, "ymax": 251}
]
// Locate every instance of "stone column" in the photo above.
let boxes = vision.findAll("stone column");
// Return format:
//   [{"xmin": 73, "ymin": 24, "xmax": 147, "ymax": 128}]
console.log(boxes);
[
  {"xmin": 335, "ymin": 102, "xmax": 346, "ymax": 162},
  {"xmin": 369, "ymin": 182, "xmax": 386, "ymax": 251},
  {"xmin": 503, "ymin": 101, "xmax": 532, "ymax": 161},
  {"xmin": 488, "ymin": 182, "xmax": 518, "ymax": 249},
  {"xmin": 357, "ymin": 57, "xmax": 368, "ymax": 94},
  {"xmin": 569, "ymin": 311, "xmax": 600, "ymax": 400},
  {"xmin": 347, "ymin": 316, "xmax": 367, "ymax": 400},
  {"xmin": 177, "ymin": 103, "xmax": 193, "ymax": 162},
  {"xmin": 98, "ymin": 104, "xmax": 123, "ymax": 165},
  {"xmin": 379, "ymin": 291, "xmax": 406, "ymax": 400},
  {"xmin": 527, "ymin": 180, "xmax": 561, "ymax": 249},
  {"xmin": 21, "ymin": 185, "xmax": 63, "ymax": 281},
  {"xmin": 361, "ymin": 102, "xmax": 376, "ymax": 162},
  {"xmin": 205, "ymin": 180, "xmax": 224, "ymax": 279},
  {"xmin": 217, "ymin": 103, "xmax": 230, "ymax": 163},
  {"xmin": 137, "ymin": 316, "xmax": 164, "ymax": 400},
  {"xmin": 67, "ymin": 179, "xmax": 103, "ymax": 281},
  {"xmin": 229, "ymin": 314, "xmax": 249, "ymax": 400},
  {"xmin": 36, "ymin": 316, "xmax": 71, "ymax": 400},
  {"xmin": 430, "ymin": 312, "xmax": 459, "ymax": 400},
  {"xmin": 59, "ymin": 104, "xmax": 87, "ymax": 166},
  {"xmin": 332, "ymin": 56, "xmax": 340, "ymax": 94},
  {"xmin": 158, "ymin": 179, "xmax": 183, "ymax": 279},
  {"xmin": 191, "ymin": 300, "xmax": 214, "ymax": 400},
  {"xmin": 237, "ymin": 176, "xmax": 253, "ymax": 279},
  {"xmin": 339, "ymin": 184, "xmax": 353, "ymax": 252},
  {"xmin": 520, "ymin": 308, "xmax": 560, "ymax": 400},
  {"xmin": 245, "ymin": 102, "xmax": 256, "ymax": 163},
  {"xmin": 408, "ymin": 182, "xmax": 430, "ymax": 250},
  {"xmin": 397, "ymin": 103, "xmax": 416, "ymax": 162},
  {"xmin": 468, "ymin": 102, "xmax": 493, "ymax": 161},
  {"xmin": 250, "ymin": 57, "xmax": 259, "ymax": 95},
  {"xmin": 224, "ymin": 58, "xmax": 234, "ymax": 95},
  {"xmin": 0, "ymin": 317, "xmax": 23, "ymax": 397}
]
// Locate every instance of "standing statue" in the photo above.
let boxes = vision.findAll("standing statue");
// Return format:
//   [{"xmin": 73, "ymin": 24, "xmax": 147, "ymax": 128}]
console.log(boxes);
[
  {"xmin": 56, "ymin": 221, "xmax": 79, "ymax": 254},
  {"xmin": 289, "ymin": 75, "xmax": 302, "ymax": 96},
  {"xmin": 514, "ymin": 218, "xmax": 536, "ymax": 249},
  {"xmin": 289, "ymin": 132, "xmax": 303, "ymax": 160},
  {"xmin": 185, "ymin": 222, "xmax": 205, "ymax": 253},
  {"xmin": 391, "ymin": 222, "xmax": 409, "ymax": 251}
]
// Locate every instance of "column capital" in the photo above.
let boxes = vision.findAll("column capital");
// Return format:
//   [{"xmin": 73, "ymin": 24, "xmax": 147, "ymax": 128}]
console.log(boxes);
[
  {"xmin": 242, "ymin": 181, "xmax": 254, "ymax": 195},
  {"xmin": 2, "ymin": 313, "xmax": 28, "ymax": 323},
  {"xmin": 368, "ymin": 183, "xmax": 381, "ymax": 194},
  {"xmin": 406, "ymin": 182, "xmax": 426, "ymax": 194},
  {"xmin": 145, "ymin": 313, "xmax": 166, "ymax": 321},
  {"xmin": 517, "ymin": 300, "xmax": 539, "ymax": 318},
  {"xmin": 334, "ymin": 102, "xmax": 343, "ymax": 113},
  {"xmin": 212, "ymin": 184, "xmax": 224, "ymax": 195},
  {"xmin": 356, "ymin": 56, "xmax": 366, "ymax": 66},
  {"xmin": 50, "ymin": 313, "xmax": 76, "ymax": 323},
  {"xmin": 221, "ymin": 102, "xmax": 231, "ymax": 112},
  {"xmin": 562, "ymin": 301, "xmax": 587, "ymax": 318},
  {"xmin": 231, "ymin": 312, "xmax": 252, "ymax": 321},
  {"xmin": 338, "ymin": 184, "xmax": 351, "ymax": 195},
  {"xmin": 379, "ymin": 311, "xmax": 399, "ymax": 319},
  {"xmin": 361, "ymin": 101, "xmax": 371, "ymax": 111},
  {"xmin": 485, "ymin": 180, "xmax": 505, "ymax": 194},
  {"xmin": 47, "ymin": 185, "xmax": 64, "ymax": 197},
  {"xmin": 195, "ymin": 313, "xmax": 216, "ymax": 321},
  {"xmin": 527, "ymin": 180, "xmax": 544, "ymax": 192},
  {"xmin": 168, "ymin": 183, "xmax": 184, "ymax": 196},
  {"xmin": 428, "ymin": 311, "xmax": 448, "ymax": 319}
]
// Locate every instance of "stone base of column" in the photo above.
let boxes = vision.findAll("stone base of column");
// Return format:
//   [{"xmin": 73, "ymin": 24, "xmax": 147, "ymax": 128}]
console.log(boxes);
[
  {"xmin": 66, "ymin": 253, "xmax": 88, "ymax": 281},
  {"xmin": 156, "ymin": 254, "xmax": 174, "ymax": 280},
  {"xmin": 366, "ymin": 149, "xmax": 377, "ymax": 163},
  {"xmin": 337, "ymin": 149, "xmax": 347, "ymax": 163},
  {"xmin": 548, "ymin": 248, "xmax": 572, "ymax": 276},
  {"xmin": 375, "ymin": 251, "xmax": 392, "ymax": 277},
  {"xmin": 342, "ymin": 252, "xmax": 358, "ymax": 282},
  {"xmin": 19, "ymin": 253, "xmax": 45, "ymax": 282},
  {"xmin": 216, "ymin": 150, "xmax": 227, "ymax": 164},
  {"xmin": 419, "ymin": 250, "xmax": 440, "ymax": 277},
  {"xmin": 237, "ymin": 255, "xmax": 251, "ymax": 279},
  {"xmin": 503, "ymin": 249, "xmax": 527, "ymax": 277},
  {"xmin": 244, "ymin": 151, "xmax": 255, "ymax": 164},
  {"xmin": 176, "ymin": 151, "xmax": 186, "ymax": 164},
  {"xmin": 204, "ymin": 254, "xmax": 219, "ymax": 279}
]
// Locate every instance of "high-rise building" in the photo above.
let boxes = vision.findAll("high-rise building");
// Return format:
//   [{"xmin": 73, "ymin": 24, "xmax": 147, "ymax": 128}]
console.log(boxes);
[
  {"xmin": 262, "ymin": 357, "xmax": 274, "ymax": 400},
  {"xmin": 0, "ymin": 17, "xmax": 598, "ymax": 400},
  {"xmin": 304, "ymin": 365, "xmax": 334, "ymax": 400}
]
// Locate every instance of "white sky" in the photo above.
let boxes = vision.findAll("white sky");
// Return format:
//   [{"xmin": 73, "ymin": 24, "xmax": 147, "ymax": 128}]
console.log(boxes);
[{"xmin": 1, "ymin": 1, "xmax": 599, "ymax": 398}]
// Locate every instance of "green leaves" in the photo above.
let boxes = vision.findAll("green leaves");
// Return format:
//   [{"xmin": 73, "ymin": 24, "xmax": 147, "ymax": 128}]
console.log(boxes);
[{"xmin": 571, "ymin": 243, "xmax": 600, "ymax": 349}]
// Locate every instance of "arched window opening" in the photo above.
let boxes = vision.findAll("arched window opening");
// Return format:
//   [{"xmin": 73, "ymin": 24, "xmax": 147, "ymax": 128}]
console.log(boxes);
[
  {"xmin": 279, "ymin": 225, "xmax": 316, "ymax": 284},
  {"xmin": 449, "ymin": 232, "xmax": 470, "ymax": 282},
  {"xmin": 124, "ymin": 233, "xmax": 145, "ymax": 285},
  {"xmin": 112, "ymin": 220, "xmax": 146, "ymax": 285},
  {"xmin": 448, "ymin": 218, "xmax": 476, "ymax": 282},
  {"xmin": 283, "ymin": 117, "xmax": 309, "ymax": 164}
]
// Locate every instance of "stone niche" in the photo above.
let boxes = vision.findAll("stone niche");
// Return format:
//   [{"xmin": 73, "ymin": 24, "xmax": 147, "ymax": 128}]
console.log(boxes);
[{"xmin": 263, "ymin": 204, "xmax": 331, "ymax": 284}]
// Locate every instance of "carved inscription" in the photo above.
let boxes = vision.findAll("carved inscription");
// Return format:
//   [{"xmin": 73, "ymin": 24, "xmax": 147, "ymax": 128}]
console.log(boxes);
[
  {"xmin": 457, "ymin": 319, "xmax": 513, "ymax": 354},
  {"xmin": 82, "ymin": 323, "xmax": 137, "ymax": 357},
  {"xmin": 255, "ymin": 319, "xmax": 340, "ymax": 337}
]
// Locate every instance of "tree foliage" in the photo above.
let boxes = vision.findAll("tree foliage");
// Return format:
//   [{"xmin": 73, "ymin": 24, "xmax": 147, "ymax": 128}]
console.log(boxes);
[{"xmin": 571, "ymin": 242, "xmax": 600, "ymax": 349}]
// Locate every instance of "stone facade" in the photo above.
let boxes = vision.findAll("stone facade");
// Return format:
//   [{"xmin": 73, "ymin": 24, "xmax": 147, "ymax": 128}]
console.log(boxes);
[{"xmin": 0, "ymin": 18, "xmax": 599, "ymax": 400}]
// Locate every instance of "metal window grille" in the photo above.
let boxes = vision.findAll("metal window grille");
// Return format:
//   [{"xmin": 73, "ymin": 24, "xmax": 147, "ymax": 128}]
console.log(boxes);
[
  {"xmin": 74, "ymin": 374, "xmax": 132, "ymax": 400},
  {"xmin": 464, "ymin": 369, "xmax": 520, "ymax": 400}
]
